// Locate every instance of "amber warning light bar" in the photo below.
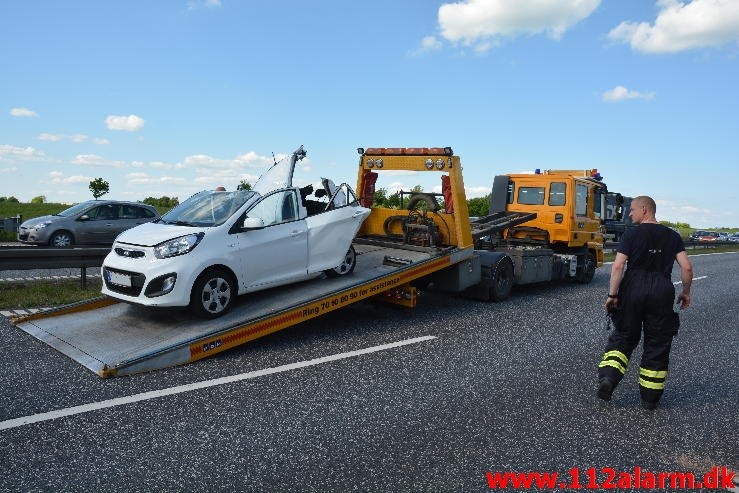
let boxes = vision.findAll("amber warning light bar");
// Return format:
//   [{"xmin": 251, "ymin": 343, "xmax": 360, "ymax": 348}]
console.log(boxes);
[{"xmin": 358, "ymin": 147, "xmax": 453, "ymax": 156}]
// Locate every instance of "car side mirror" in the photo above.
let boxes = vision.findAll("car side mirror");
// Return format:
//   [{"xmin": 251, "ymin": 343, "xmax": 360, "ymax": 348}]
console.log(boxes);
[
  {"xmin": 242, "ymin": 217, "xmax": 265, "ymax": 230},
  {"xmin": 79, "ymin": 214, "xmax": 90, "ymax": 221}
]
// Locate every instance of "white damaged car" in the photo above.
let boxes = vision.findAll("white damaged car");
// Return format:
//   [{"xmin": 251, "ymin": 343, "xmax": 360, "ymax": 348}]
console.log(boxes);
[{"xmin": 102, "ymin": 146, "xmax": 370, "ymax": 318}]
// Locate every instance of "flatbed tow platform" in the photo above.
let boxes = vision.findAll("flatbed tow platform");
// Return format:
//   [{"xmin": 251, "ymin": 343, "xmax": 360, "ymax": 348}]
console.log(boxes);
[{"xmin": 13, "ymin": 243, "xmax": 469, "ymax": 377}]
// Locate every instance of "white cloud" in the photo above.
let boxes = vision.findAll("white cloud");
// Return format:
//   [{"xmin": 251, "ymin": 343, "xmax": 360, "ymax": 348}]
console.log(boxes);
[
  {"xmin": 183, "ymin": 151, "xmax": 275, "ymax": 170},
  {"xmin": 10, "ymin": 107, "xmax": 38, "ymax": 117},
  {"xmin": 38, "ymin": 133, "xmax": 91, "ymax": 143},
  {"xmin": 38, "ymin": 133, "xmax": 64, "ymax": 142},
  {"xmin": 608, "ymin": 0, "xmax": 739, "ymax": 53},
  {"xmin": 437, "ymin": 0, "xmax": 601, "ymax": 52},
  {"xmin": 49, "ymin": 172, "xmax": 91, "ymax": 185},
  {"xmin": 71, "ymin": 154, "xmax": 126, "ymax": 168},
  {"xmin": 602, "ymin": 85, "xmax": 656, "ymax": 102},
  {"xmin": 1, "ymin": 166, "xmax": 19, "ymax": 173},
  {"xmin": 105, "ymin": 114, "xmax": 145, "ymax": 132},
  {"xmin": 410, "ymin": 35, "xmax": 443, "ymax": 55},
  {"xmin": 186, "ymin": 0, "xmax": 221, "ymax": 10},
  {"xmin": 0, "ymin": 144, "xmax": 47, "ymax": 162},
  {"xmin": 466, "ymin": 186, "xmax": 492, "ymax": 198},
  {"xmin": 125, "ymin": 172, "xmax": 188, "ymax": 186}
]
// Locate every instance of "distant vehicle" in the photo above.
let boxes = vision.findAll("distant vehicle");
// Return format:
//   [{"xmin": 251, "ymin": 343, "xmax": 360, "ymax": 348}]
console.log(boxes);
[
  {"xmin": 690, "ymin": 230, "xmax": 713, "ymax": 241},
  {"xmin": 727, "ymin": 232, "xmax": 739, "ymax": 243},
  {"xmin": 717, "ymin": 232, "xmax": 730, "ymax": 241},
  {"xmin": 17, "ymin": 200, "xmax": 160, "ymax": 247},
  {"xmin": 101, "ymin": 146, "xmax": 371, "ymax": 318},
  {"xmin": 696, "ymin": 231, "xmax": 720, "ymax": 242}
]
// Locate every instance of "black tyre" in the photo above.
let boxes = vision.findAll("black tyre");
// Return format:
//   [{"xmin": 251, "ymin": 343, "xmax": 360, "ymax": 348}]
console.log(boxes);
[
  {"xmin": 575, "ymin": 252, "xmax": 596, "ymax": 284},
  {"xmin": 49, "ymin": 230, "xmax": 74, "ymax": 248},
  {"xmin": 489, "ymin": 257, "xmax": 514, "ymax": 301},
  {"xmin": 189, "ymin": 268, "xmax": 236, "ymax": 318},
  {"xmin": 324, "ymin": 246, "xmax": 357, "ymax": 278}
]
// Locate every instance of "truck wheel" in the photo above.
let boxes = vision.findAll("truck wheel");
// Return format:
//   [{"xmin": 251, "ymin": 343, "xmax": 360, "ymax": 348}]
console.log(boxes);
[
  {"xmin": 49, "ymin": 231, "xmax": 74, "ymax": 248},
  {"xmin": 324, "ymin": 246, "xmax": 356, "ymax": 278},
  {"xmin": 489, "ymin": 258, "xmax": 514, "ymax": 301},
  {"xmin": 575, "ymin": 252, "xmax": 596, "ymax": 284},
  {"xmin": 189, "ymin": 268, "xmax": 236, "ymax": 318}
]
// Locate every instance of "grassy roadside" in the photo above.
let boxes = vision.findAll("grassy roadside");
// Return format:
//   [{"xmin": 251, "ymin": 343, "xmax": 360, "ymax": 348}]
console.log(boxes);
[
  {"xmin": 1, "ymin": 245, "xmax": 737, "ymax": 311},
  {"xmin": 0, "ymin": 278, "xmax": 103, "ymax": 310}
]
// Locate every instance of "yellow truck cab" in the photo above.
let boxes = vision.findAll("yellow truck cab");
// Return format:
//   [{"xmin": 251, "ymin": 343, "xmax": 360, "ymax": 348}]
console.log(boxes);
[{"xmin": 498, "ymin": 169, "xmax": 606, "ymax": 251}]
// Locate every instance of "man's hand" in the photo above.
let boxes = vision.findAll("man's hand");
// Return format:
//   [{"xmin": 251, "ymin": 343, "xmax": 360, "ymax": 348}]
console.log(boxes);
[
  {"xmin": 605, "ymin": 296, "xmax": 619, "ymax": 312},
  {"xmin": 677, "ymin": 292, "xmax": 691, "ymax": 309}
]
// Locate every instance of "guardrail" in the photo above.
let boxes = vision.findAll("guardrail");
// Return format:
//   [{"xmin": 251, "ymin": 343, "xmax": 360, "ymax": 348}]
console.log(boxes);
[
  {"xmin": 0, "ymin": 247, "xmax": 109, "ymax": 288},
  {"xmin": 604, "ymin": 239, "xmax": 737, "ymax": 254}
]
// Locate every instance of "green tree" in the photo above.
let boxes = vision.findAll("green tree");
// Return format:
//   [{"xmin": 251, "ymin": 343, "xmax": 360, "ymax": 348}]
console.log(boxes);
[
  {"xmin": 373, "ymin": 187, "xmax": 388, "ymax": 207},
  {"xmin": 237, "ymin": 180, "xmax": 252, "ymax": 191},
  {"xmin": 31, "ymin": 195, "xmax": 46, "ymax": 204},
  {"xmin": 386, "ymin": 192, "xmax": 401, "ymax": 209},
  {"xmin": 89, "ymin": 178, "xmax": 110, "ymax": 199},
  {"xmin": 467, "ymin": 196, "xmax": 490, "ymax": 217},
  {"xmin": 143, "ymin": 196, "xmax": 179, "ymax": 208}
]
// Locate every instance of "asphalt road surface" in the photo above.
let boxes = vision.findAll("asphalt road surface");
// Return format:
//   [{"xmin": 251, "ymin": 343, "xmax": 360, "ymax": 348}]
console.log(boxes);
[{"xmin": 1, "ymin": 253, "xmax": 737, "ymax": 492}]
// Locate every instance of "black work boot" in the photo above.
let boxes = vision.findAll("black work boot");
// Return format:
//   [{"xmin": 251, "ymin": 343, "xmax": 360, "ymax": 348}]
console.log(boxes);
[
  {"xmin": 596, "ymin": 379, "xmax": 615, "ymax": 401},
  {"xmin": 641, "ymin": 399, "xmax": 658, "ymax": 410}
]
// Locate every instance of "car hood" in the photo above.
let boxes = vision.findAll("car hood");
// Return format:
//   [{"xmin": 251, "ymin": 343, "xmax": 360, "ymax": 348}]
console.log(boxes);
[
  {"xmin": 114, "ymin": 222, "xmax": 208, "ymax": 247},
  {"xmin": 21, "ymin": 215, "xmax": 57, "ymax": 227}
]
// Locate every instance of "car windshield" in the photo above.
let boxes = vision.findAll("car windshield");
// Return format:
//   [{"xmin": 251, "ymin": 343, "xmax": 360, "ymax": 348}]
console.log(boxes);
[
  {"xmin": 160, "ymin": 190, "xmax": 258, "ymax": 227},
  {"xmin": 56, "ymin": 201, "xmax": 96, "ymax": 217}
]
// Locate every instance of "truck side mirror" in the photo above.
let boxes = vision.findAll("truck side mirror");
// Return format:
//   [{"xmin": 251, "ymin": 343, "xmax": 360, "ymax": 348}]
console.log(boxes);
[{"xmin": 242, "ymin": 217, "xmax": 265, "ymax": 230}]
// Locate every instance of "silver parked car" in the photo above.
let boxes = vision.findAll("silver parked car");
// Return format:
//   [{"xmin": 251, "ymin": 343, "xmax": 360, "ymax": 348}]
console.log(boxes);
[{"xmin": 17, "ymin": 200, "xmax": 160, "ymax": 247}]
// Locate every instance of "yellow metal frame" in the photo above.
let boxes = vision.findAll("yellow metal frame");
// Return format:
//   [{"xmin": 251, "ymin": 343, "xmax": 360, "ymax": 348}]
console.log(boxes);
[{"xmin": 355, "ymin": 149, "xmax": 473, "ymax": 250}]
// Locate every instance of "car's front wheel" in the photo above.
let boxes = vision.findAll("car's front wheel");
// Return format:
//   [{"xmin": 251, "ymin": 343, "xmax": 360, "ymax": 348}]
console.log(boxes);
[
  {"xmin": 189, "ymin": 268, "xmax": 236, "ymax": 318},
  {"xmin": 49, "ymin": 231, "xmax": 73, "ymax": 248},
  {"xmin": 324, "ymin": 246, "xmax": 357, "ymax": 278}
]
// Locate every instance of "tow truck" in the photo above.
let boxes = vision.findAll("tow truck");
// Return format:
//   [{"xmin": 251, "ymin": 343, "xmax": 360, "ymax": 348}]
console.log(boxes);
[{"xmin": 11, "ymin": 148, "xmax": 608, "ymax": 377}]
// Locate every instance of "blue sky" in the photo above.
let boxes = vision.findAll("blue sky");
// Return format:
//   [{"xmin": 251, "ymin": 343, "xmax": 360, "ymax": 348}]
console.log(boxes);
[{"xmin": 1, "ymin": 0, "xmax": 738, "ymax": 228}]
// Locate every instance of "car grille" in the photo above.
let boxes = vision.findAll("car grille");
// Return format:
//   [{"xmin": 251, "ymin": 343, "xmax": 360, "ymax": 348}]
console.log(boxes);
[
  {"xmin": 114, "ymin": 247, "xmax": 146, "ymax": 259},
  {"xmin": 103, "ymin": 267, "xmax": 146, "ymax": 296}
]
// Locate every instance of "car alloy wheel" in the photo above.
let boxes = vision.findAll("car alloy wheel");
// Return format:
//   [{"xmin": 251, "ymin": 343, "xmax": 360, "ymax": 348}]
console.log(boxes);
[
  {"xmin": 324, "ymin": 245, "xmax": 357, "ymax": 278},
  {"xmin": 190, "ymin": 268, "xmax": 235, "ymax": 318}
]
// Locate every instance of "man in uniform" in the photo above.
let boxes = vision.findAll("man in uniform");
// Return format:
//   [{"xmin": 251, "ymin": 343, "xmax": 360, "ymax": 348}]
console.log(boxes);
[{"xmin": 597, "ymin": 196, "xmax": 693, "ymax": 410}]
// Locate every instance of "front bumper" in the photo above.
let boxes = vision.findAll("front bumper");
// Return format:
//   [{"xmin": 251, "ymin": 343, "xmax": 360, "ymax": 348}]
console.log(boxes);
[{"xmin": 101, "ymin": 245, "xmax": 198, "ymax": 308}]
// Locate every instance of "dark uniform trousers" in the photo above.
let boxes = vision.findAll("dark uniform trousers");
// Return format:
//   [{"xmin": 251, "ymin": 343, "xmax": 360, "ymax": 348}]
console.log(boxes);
[{"xmin": 598, "ymin": 269, "xmax": 679, "ymax": 405}]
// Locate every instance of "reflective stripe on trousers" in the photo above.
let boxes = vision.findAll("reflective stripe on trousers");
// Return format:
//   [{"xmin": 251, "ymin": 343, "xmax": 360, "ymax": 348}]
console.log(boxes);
[
  {"xmin": 638, "ymin": 367, "xmax": 668, "ymax": 390},
  {"xmin": 598, "ymin": 350, "xmax": 630, "ymax": 375}
]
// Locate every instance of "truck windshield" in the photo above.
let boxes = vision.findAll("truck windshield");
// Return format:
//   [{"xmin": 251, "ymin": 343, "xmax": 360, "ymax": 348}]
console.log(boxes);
[{"xmin": 160, "ymin": 190, "xmax": 258, "ymax": 227}]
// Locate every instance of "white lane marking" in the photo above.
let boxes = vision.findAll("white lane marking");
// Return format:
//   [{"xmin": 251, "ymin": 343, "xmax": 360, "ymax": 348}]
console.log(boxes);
[
  {"xmin": 0, "ymin": 335, "xmax": 437, "ymax": 431},
  {"xmin": 674, "ymin": 276, "xmax": 707, "ymax": 285}
]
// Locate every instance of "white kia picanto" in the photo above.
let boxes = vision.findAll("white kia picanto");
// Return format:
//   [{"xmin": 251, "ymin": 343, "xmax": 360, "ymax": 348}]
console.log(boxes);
[{"xmin": 101, "ymin": 147, "xmax": 370, "ymax": 318}]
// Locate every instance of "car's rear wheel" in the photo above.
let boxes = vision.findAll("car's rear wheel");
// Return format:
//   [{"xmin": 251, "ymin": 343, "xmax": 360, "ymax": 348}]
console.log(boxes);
[
  {"xmin": 189, "ymin": 268, "xmax": 236, "ymax": 318},
  {"xmin": 49, "ymin": 231, "xmax": 73, "ymax": 248},
  {"xmin": 324, "ymin": 246, "xmax": 357, "ymax": 278}
]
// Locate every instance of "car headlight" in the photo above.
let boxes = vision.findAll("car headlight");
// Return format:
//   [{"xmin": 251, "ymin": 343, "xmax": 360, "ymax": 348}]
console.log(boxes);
[
  {"xmin": 154, "ymin": 233, "xmax": 204, "ymax": 259},
  {"xmin": 33, "ymin": 222, "xmax": 52, "ymax": 230}
]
